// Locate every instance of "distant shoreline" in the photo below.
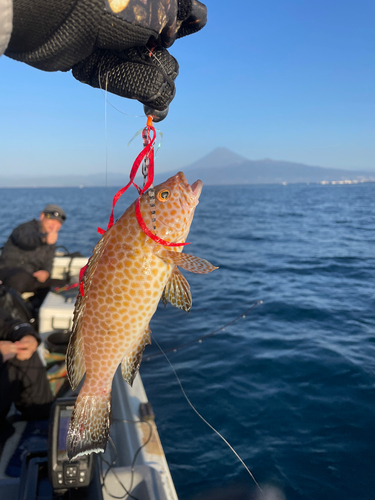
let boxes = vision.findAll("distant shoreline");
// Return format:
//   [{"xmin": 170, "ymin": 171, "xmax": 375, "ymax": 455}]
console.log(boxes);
[
  {"xmin": 1, "ymin": 179, "xmax": 375, "ymax": 189},
  {"xmin": 1, "ymin": 147, "xmax": 375, "ymax": 188}
]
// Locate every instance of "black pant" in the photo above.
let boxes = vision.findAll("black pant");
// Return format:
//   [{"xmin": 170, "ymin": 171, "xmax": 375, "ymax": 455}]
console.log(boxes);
[
  {"xmin": 0, "ymin": 351, "xmax": 54, "ymax": 422},
  {"xmin": 0, "ymin": 268, "xmax": 67, "ymax": 295}
]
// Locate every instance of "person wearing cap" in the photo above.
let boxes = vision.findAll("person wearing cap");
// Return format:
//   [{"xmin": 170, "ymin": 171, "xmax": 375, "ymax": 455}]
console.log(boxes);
[
  {"xmin": 0, "ymin": 305, "xmax": 54, "ymax": 448},
  {"xmin": 0, "ymin": 204, "xmax": 67, "ymax": 295}
]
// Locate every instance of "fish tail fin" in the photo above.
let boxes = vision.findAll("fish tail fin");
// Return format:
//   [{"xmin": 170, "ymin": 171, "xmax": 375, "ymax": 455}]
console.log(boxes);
[{"xmin": 67, "ymin": 392, "xmax": 112, "ymax": 461}]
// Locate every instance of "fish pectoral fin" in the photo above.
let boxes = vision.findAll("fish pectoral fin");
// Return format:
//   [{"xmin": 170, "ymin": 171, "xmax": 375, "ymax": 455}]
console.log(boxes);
[
  {"xmin": 159, "ymin": 249, "xmax": 218, "ymax": 274},
  {"xmin": 162, "ymin": 267, "xmax": 192, "ymax": 312},
  {"xmin": 66, "ymin": 325, "xmax": 86, "ymax": 391},
  {"xmin": 121, "ymin": 327, "xmax": 151, "ymax": 387}
]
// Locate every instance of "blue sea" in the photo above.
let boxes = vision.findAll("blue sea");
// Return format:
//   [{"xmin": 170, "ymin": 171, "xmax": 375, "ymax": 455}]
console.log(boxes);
[{"xmin": 1, "ymin": 181, "xmax": 375, "ymax": 500}]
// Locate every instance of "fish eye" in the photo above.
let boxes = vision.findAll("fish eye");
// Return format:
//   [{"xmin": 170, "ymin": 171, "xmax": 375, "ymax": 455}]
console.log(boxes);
[{"xmin": 157, "ymin": 189, "xmax": 171, "ymax": 202}]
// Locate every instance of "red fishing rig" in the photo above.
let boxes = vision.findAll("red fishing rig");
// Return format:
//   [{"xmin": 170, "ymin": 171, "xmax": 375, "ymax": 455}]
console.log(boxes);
[{"xmin": 79, "ymin": 116, "xmax": 187, "ymax": 296}]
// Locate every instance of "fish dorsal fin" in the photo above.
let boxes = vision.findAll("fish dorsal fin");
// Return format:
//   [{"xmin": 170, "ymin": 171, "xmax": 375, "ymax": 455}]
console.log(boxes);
[
  {"xmin": 162, "ymin": 267, "xmax": 192, "ymax": 312},
  {"xmin": 68, "ymin": 233, "xmax": 110, "ymax": 390},
  {"xmin": 66, "ymin": 322, "xmax": 86, "ymax": 391},
  {"xmin": 158, "ymin": 249, "xmax": 218, "ymax": 274},
  {"xmin": 82, "ymin": 232, "xmax": 110, "ymax": 295},
  {"xmin": 72, "ymin": 233, "xmax": 109, "ymax": 328},
  {"xmin": 121, "ymin": 327, "xmax": 152, "ymax": 387}
]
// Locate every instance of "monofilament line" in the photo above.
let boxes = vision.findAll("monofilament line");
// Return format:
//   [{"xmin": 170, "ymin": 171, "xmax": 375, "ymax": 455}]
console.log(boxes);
[
  {"xmin": 105, "ymin": 72, "xmax": 108, "ymax": 188},
  {"xmin": 152, "ymin": 335, "xmax": 263, "ymax": 493},
  {"xmin": 98, "ymin": 63, "xmax": 143, "ymax": 118}
]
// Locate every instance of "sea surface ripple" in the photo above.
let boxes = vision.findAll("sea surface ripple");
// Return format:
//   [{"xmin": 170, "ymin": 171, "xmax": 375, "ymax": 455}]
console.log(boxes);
[{"xmin": 0, "ymin": 182, "xmax": 374, "ymax": 500}]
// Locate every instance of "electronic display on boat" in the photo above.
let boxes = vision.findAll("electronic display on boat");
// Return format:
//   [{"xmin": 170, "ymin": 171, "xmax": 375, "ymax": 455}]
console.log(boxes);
[
  {"xmin": 48, "ymin": 397, "xmax": 93, "ymax": 491},
  {"xmin": 57, "ymin": 409, "xmax": 71, "ymax": 461}
]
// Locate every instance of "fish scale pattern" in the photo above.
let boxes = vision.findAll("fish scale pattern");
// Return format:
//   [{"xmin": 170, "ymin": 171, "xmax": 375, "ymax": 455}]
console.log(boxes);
[{"xmin": 66, "ymin": 171, "xmax": 218, "ymax": 460}]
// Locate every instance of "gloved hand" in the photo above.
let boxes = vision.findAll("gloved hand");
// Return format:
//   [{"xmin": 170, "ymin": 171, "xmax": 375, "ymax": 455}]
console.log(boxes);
[{"xmin": 5, "ymin": 0, "xmax": 207, "ymax": 112}]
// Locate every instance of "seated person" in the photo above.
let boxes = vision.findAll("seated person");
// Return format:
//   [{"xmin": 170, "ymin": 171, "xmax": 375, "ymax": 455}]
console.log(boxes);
[
  {"xmin": 0, "ymin": 204, "xmax": 67, "ymax": 295},
  {"xmin": 0, "ymin": 307, "xmax": 54, "ymax": 446}
]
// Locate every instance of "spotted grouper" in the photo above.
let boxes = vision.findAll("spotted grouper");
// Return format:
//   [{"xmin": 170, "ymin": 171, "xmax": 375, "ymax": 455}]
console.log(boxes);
[{"xmin": 66, "ymin": 171, "xmax": 217, "ymax": 460}]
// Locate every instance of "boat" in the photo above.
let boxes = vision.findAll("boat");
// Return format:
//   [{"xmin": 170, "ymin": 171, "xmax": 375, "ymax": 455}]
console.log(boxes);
[{"xmin": 0, "ymin": 253, "xmax": 179, "ymax": 500}]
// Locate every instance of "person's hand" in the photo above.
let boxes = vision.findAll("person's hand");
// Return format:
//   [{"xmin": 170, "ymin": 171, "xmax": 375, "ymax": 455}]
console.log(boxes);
[
  {"xmin": 33, "ymin": 270, "xmax": 50, "ymax": 283},
  {"xmin": 5, "ymin": 0, "xmax": 207, "ymax": 113},
  {"xmin": 15, "ymin": 335, "xmax": 38, "ymax": 361},
  {"xmin": 0, "ymin": 341, "xmax": 17, "ymax": 362},
  {"xmin": 45, "ymin": 231, "xmax": 59, "ymax": 245}
]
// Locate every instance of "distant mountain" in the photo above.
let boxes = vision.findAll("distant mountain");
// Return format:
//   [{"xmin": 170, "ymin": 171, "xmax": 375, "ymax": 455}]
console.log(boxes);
[
  {"xmin": 185, "ymin": 147, "xmax": 248, "ymax": 170},
  {"xmin": 156, "ymin": 147, "xmax": 375, "ymax": 186},
  {"xmin": 1, "ymin": 148, "xmax": 374, "ymax": 187}
]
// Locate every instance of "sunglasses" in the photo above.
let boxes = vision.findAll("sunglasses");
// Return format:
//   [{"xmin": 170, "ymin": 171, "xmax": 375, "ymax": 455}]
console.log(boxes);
[{"xmin": 44, "ymin": 211, "xmax": 66, "ymax": 221}]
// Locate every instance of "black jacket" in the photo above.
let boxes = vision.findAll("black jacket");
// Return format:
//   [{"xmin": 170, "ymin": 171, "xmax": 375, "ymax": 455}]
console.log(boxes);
[{"xmin": 0, "ymin": 219, "xmax": 55, "ymax": 275}]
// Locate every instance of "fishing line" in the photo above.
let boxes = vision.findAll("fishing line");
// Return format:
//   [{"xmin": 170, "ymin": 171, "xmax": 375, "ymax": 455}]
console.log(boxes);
[
  {"xmin": 97, "ymin": 46, "xmax": 171, "ymax": 119},
  {"xmin": 145, "ymin": 300, "xmax": 263, "ymax": 360},
  {"xmin": 152, "ymin": 335, "xmax": 263, "ymax": 493},
  {"xmin": 105, "ymin": 71, "xmax": 108, "ymax": 188},
  {"xmin": 98, "ymin": 63, "xmax": 144, "ymax": 119},
  {"xmin": 101, "ymin": 92, "xmax": 145, "ymax": 118}
]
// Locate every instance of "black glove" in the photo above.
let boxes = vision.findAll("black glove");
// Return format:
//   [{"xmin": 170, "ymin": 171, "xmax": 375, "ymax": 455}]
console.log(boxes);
[{"xmin": 5, "ymin": 0, "xmax": 207, "ymax": 111}]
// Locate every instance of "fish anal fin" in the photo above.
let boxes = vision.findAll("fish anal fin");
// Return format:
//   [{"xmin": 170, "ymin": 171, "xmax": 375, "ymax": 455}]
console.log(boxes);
[
  {"xmin": 67, "ymin": 393, "xmax": 111, "ymax": 461},
  {"xmin": 66, "ymin": 324, "xmax": 86, "ymax": 391},
  {"xmin": 158, "ymin": 250, "xmax": 218, "ymax": 274},
  {"xmin": 162, "ymin": 267, "xmax": 192, "ymax": 312},
  {"xmin": 121, "ymin": 327, "xmax": 151, "ymax": 387}
]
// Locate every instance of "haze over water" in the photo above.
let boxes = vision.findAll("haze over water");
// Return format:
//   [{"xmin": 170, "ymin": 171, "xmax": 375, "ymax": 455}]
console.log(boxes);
[{"xmin": 1, "ymin": 181, "xmax": 374, "ymax": 499}]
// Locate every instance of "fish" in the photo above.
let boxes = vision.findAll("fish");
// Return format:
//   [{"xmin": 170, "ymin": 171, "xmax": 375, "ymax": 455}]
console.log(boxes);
[{"xmin": 66, "ymin": 171, "xmax": 218, "ymax": 460}]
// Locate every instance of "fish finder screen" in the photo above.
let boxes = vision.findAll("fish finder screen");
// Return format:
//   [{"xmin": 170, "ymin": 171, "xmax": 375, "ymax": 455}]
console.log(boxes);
[{"xmin": 57, "ymin": 409, "xmax": 72, "ymax": 461}]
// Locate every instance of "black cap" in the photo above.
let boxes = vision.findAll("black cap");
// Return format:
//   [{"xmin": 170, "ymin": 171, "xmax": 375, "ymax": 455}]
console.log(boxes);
[{"xmin": 43, "ymin": 204, "xmax": 66, "ymax": 224}]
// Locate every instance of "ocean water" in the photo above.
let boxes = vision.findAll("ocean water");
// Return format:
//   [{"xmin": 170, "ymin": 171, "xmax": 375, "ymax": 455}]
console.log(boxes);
[{"xmin": 1, "ymin": 181, "xmax": 375, "ymax": 500}]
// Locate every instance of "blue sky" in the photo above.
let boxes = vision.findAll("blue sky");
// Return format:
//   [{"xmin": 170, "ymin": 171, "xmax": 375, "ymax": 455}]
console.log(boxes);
[{"xmin": 1, "ymin": 0, "xmax": 375, "ymax": 177}]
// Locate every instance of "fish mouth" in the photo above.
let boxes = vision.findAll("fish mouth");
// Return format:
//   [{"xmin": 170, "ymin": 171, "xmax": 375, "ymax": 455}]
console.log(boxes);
[
  {"xmin": 177, "ymin": 172, "xmax": 203, "ymax": 200},
  {"xmin": 191, "ymin": 179, "xmax": 203, "ymax": 199}
]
